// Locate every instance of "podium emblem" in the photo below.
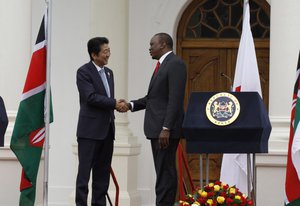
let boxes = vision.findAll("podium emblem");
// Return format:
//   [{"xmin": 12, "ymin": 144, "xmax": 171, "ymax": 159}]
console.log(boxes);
[{"xmin": 206, "ymin": 92, "xmax": 240, "ymax": 126}]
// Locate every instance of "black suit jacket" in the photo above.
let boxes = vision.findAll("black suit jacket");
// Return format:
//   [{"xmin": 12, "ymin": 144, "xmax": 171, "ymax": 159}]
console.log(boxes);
[
  {"xmin": 0, "ymin": 96, "xmax": 8, "ymax": 146},
  {"xmin": 132, "ymin": 52, "xmax": 187, "ymax": 139},
  {"xmin": 76, "ymin": 61, "xmax": 116, "ymax": 140}
]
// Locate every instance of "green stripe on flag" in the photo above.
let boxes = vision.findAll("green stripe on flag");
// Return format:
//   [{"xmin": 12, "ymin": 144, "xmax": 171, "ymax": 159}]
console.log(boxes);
[
  {"xmin": 286, "ymin": 198, "xmax": 300, "ymax": 206},
  {"xmin": 11, "ymin": 90, "xmax": 46, "ymax": 206},
  {"xmin": 12, "ymin": 91, "xmax": 46, "ymax": 136}
]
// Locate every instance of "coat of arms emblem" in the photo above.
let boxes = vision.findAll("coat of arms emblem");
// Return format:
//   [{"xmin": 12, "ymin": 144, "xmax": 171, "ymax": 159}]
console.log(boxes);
[{"xmin": 206, "ymin": 92, "xmax": 240, "ymax": 126}]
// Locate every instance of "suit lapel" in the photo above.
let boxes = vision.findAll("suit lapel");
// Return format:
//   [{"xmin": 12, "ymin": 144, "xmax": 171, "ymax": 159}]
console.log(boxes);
[
  {"xmin": 148, "ymin": 53, "xmax": 173, "ymax": 94},
  {"xmin": 88, "ymin": 62, "xmax": 108, "ymax": 95}
]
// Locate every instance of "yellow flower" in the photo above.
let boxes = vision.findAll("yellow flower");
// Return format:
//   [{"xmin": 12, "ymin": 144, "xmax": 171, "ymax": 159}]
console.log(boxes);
[
  {"xmin": 179, "ymin": 201, "xmax": 190, "ymax": 206},
  {"xmin": 200, "ymin": 191, "xmax": 208, "ymax": 197},
  {"xmin": 208, "ymin": 183, "xmax": 214, "ymax": 187},
  {"xmin": 229, "ymin": 187, "xmax": 236, "ymax": 194},
  {"xmin": 214, "ymin": 185, "xmax": 220, "ymax": 192},
  {"xmin": 217, "ymin": 196, "xmax": 225, "ymax": 204},
  {"xmin": 235, "ymin": 195, "xmax": 241, "ymax": 200},
  {"xmin": 191, "ymin": 202, "xmax": 200, "ymax": 206},
  {"xmin": 206, "ymin": 199, "xmax": 213, "ymax": 206},
  {"xmin": 197, "ymin": 189, "xmax": 203, "ymax": 195}
]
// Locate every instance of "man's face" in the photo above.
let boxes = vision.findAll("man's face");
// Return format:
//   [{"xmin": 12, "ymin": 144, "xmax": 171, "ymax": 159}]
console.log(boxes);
[
  {"xmin": 149, "ymin": 35, "xmax": 163, "ymax": 60},
  {"xmin": 92, "ymin": 43, "xmax": 110, "ymax": 67}
]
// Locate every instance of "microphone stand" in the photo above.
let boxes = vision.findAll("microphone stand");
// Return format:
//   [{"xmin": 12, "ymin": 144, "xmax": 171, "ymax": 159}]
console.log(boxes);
[{"xmin": 220, "ymin": 72, "xmax": 233, "ymax": 92}]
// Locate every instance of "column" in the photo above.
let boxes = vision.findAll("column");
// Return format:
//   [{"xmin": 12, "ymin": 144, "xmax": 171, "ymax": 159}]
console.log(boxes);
[{"xmin": 268, "ymin": 0, "xmax": 300, "ymax": 153}]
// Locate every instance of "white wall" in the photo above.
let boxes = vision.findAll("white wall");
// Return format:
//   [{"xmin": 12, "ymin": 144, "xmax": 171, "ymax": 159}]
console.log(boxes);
[
  {"xmin": 0, "ymin": 0, "xmax": 31, "ymax": 110},
  {"xmin": 269, "ymin": 0, "xmax": 300, "ymax": 117}
]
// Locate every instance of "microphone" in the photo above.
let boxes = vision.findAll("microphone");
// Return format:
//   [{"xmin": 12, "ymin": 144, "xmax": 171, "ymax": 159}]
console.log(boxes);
[{"xmin": 220, "ymin": 73, "xmax": 233, "ymax": 92}]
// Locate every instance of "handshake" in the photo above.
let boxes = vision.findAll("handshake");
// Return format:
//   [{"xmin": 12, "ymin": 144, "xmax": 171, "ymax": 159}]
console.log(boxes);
[{"xmin": 115, "ymin": 99, "xmax": 131, "ymax": 113}]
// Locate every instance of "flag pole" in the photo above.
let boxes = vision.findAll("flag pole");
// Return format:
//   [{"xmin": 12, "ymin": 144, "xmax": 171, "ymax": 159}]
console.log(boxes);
[
  {"xmin": 44, "ymin": 0, "xmax": 52, "ymax": 205},
  {"xmin": 243, "ymin": 0, "xmax": 247, "ymax": 18}
]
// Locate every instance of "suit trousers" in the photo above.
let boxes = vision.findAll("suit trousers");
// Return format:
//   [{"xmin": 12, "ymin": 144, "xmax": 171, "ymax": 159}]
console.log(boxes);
[
  {"xmin": 151, "ymin": 138, "xmax": 180, "ymax": 206},
  {"xmin": 76, "ymin": 126, "xmax": 114, "ymax": 206}
]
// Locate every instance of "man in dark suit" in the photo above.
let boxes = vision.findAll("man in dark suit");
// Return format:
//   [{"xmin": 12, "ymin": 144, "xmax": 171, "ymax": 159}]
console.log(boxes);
[
  {"xmin": 0, "ymin": 96, "xmax": 8, "ymax": 147},
  {"xmin": 75, "ymin": 37, "xmax": 125, "ymax": 206},
  {"xmin": 129, "ymin": 33, "xmax": 187, "ymax": 206}
]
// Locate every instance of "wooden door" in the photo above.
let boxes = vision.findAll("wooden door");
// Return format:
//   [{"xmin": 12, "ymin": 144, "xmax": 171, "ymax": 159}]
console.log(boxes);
[{"xmin": 177, "ymin": 0, "xmax": 270, "ymax": 188}]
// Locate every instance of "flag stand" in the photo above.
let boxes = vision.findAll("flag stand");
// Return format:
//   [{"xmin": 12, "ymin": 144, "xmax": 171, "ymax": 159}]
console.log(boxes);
[
  {"xmin": 44, "ymin": 0, "xmax": 52, "ymax": 205},
  {"xmin": 199, "ymin": 154, "xmax": 209, "ymax": 188},
  {"xmin": 247, "ymin": 154, "xmax": 256, "ymax": 206}
]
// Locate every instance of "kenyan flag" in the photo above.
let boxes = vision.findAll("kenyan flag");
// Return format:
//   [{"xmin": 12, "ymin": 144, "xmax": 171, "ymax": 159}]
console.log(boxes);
[
  {"xmin": 10, "ymin": 13, "xmax": 53, "ymax": 206},
  {"xmin": 285, "ymin": 51, "xmax": 300, "ymax": 206}
]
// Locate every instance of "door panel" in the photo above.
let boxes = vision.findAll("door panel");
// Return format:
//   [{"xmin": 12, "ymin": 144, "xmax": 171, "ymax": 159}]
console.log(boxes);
[{"xmin": 183, "ymin": 49, "xmax": 228, "ymax": 93}]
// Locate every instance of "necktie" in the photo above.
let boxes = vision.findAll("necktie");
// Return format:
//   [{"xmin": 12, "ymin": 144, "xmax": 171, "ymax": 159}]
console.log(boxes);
[
  {"xmin": 99, "ymin": 69, "xmax": 111, "ymax": 97},
  {"xmin": 153, "ymin": 61, "xmax": 160, "ymax": 75}
]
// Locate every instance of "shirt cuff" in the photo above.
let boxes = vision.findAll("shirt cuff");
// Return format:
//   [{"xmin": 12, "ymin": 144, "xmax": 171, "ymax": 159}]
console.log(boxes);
[
  {"xmin": 162, "ymin": 127, "xmax": 169, "ymax": 131},
  {"xmin": 129, "ymin": 102, "xmax": 134, "ymax": 111}
]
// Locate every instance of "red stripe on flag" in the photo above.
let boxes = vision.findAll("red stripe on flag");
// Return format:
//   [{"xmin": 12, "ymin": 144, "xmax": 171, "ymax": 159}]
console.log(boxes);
[
  {"xmin": 285, "ymin": 115, "xmax": 300, "ymax": 202},
  {"xmin": 20, "ymin": 169, "xmax": 32, "ymax": 191},
  {"xmin": 23, "ymin": 47, "xmax": 47, "ymax": 94},
  {"xmin": 235, "ymin": 86, "xmax": 241, "ymax": 92},
  {"xmin": 29, "ymin": 127, "xmax": 45, "ymax": 147}
]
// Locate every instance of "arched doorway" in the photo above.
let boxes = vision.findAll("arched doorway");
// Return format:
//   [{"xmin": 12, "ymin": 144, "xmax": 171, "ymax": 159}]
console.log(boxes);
[{"xmin": 177, "ymin": 0, "xmax": 270, "ymax": 186}]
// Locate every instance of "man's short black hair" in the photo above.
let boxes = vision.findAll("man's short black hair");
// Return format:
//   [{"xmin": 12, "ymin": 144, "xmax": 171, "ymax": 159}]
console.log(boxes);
[
  {"xmin": 155, "ymin": 33, "xmax": 173, "ymax": 50},
  {"xmin": 87, "ymin": 37, "xmax": 109, "ymax": 61}
]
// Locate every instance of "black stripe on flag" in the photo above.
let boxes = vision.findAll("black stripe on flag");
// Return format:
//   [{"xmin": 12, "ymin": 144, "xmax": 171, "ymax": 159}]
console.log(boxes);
[
  {"xmin": 298, "ymin": 51, "xmax": 300, "ymax": 70},
  {"xmin": 294, "ymin": 51, "xmax": 300, "ymax": 95},
  {"xmin": 35, "ymin": 16, "xmax": 45, "ymax": 45}
]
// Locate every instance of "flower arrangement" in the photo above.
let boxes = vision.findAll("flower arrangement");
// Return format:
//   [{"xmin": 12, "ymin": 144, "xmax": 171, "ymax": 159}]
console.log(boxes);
[{"xmin": 174, "ymin": 180, "xmax": 253, "ymax": 206}]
